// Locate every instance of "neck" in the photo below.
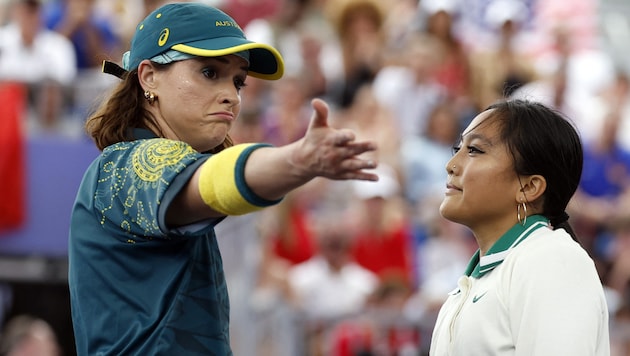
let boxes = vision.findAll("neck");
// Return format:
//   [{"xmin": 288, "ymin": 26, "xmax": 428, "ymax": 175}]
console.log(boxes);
[{"xmin": 470, "ymin": 218, "xmax": 518, "ymax": 256}]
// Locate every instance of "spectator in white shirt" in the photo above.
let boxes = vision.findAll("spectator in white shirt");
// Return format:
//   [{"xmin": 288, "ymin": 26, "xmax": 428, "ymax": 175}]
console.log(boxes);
[{"xmin": 0, "ymin": 0, "xmax": 76, "ymax": 129}]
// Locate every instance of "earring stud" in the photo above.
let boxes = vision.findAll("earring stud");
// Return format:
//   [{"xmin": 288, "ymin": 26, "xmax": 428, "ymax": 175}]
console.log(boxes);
[{"xmin": 144, "ymin": 90, "xmax": 156, "ymax": 104}]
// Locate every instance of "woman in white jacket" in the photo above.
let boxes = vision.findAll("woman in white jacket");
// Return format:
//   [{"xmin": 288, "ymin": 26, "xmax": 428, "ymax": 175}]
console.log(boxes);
[{"xmin": 429, "ymin": 99, "xmax": 610, "ymax": 355}]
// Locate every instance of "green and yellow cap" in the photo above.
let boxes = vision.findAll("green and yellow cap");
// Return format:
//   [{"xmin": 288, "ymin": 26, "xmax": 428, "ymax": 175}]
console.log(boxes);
[{"xmin": 104, "ymin": 2, "xmax": 284, "ymax": 80}]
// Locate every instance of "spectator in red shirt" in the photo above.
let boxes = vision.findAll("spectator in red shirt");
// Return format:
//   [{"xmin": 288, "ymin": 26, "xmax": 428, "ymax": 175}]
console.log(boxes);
[{"xmin": 350, "ymin": 164, "xmax": 415, "ymax": 288}]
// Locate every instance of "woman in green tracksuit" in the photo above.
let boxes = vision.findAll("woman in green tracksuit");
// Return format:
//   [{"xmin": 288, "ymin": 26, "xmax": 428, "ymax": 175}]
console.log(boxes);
[{"xmin": 68, "ymin": 3, "xmax": 378, "ymax": 355}]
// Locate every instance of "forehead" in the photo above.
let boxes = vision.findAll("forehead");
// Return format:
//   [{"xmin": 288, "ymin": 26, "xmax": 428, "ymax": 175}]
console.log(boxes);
[{"xmin": 461, "ymin": 109, "xmax": 501, "ymax": 142}]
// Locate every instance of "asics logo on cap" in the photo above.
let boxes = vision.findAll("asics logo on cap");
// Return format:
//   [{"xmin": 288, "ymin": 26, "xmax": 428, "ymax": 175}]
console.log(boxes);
[{"xmin": 158, "ymin": 29, "xmax": 169, "ymax": 47}]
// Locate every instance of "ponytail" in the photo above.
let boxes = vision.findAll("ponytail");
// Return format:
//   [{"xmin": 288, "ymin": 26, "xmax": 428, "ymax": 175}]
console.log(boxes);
[{"xmin": 550, "ymin": 212, "xmax": 580, "ymax": 244}]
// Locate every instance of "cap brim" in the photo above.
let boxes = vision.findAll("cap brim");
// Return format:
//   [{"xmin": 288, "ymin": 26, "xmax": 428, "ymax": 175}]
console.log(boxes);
[{"xmin": 172, "ymin": 37, "xmax": 284, "ymax": 80}]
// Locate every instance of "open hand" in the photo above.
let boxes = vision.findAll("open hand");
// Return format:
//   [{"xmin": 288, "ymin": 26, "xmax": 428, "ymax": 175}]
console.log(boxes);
[{"xmin": 290, "ymin": 98, "xmax": 379, "ymax": 181}]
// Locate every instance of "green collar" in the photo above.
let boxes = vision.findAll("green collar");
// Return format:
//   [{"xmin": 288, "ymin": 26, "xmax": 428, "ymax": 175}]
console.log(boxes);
[
  {"xmin": 465, "ymin": 215, "xmax": 550, "ymax": 278},
  {"xmin": 132, "ymin": 128, "xmax": 158, "ymax": 140}
]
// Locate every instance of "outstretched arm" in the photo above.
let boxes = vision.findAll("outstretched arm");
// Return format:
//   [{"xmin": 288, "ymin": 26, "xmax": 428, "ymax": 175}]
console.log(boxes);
[
  {"xmin": 167, "ymin": 98, "xmax": 378, "ymax": 226},
  {"xmin": 245, "ymin": 98, "xmax": 378, "ymax": 199}
]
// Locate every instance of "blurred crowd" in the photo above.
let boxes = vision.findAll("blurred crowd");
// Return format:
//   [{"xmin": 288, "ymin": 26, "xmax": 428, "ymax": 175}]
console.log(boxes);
[{"xmin": 1, "ymin": 0, "xmax": 630, "ymax": 355}]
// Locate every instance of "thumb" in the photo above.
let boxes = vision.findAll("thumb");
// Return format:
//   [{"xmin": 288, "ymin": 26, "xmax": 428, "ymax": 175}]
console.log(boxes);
[{"xmin": 308, "ymin": 98, "xmax": 329, "ymax": 130}]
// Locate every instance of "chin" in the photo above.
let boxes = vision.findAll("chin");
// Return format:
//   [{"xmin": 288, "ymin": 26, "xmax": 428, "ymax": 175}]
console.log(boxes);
[{"xmin": 439, "ymin": 201, "xmax": 459, "ymax": 224}]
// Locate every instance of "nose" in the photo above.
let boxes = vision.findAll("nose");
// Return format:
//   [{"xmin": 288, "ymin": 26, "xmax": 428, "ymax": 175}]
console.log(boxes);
[
  {"xmin": 218, "ymin": 82, "xmax": 241, "ymax": 107},
  {"xmin": 446, "ymin": 158, "xmax": 455, "ymax": 174}
]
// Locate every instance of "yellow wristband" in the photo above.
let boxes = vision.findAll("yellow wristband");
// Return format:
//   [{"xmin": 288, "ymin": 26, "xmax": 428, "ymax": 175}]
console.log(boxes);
[{"xmin": 198, "ymin": 143, "xmax": 281, "ymax": 215}]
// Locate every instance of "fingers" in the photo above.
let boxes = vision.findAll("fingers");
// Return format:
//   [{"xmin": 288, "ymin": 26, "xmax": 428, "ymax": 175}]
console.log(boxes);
[
  {"xmin": 328, "ymin": 134, "xmax": 378, "ymax": 178},
  {"xmin": 336, "ymin": 140, "xmax": 377, "ymax": 158},
  {"xmin": 307, "ymin": 99, "xmax": 369, "ymax": 149},
  {"xmin": 350, "ymin": 171, "xmax": 380, "ymax": 181},
  {"xmin": 325, "ymin": 143, "xmax": 379, "ymax": 181},
  {"xmin": 332, "ymin": 158, "xmax": 379, "ymax": 181},
  {"xmin": 308, "ymin": 98, "xmax": 329, "ymax": 130},
  {"xmin": 303, "ymin": 98, "xmax": 379, "ymax": 182},
  {"xmin": 332, "ymin": 129, "xmax": 356, "ymax": 146}
]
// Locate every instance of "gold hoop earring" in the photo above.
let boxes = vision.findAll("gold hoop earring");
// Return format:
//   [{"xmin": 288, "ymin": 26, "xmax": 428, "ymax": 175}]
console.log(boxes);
[
  {"xmin": 517, "ymin": 201, "xmax": 527, "ymax": 226},
  {"xmin": 144, "ymin": 90, "xmax": 156, "ymax": 104}
]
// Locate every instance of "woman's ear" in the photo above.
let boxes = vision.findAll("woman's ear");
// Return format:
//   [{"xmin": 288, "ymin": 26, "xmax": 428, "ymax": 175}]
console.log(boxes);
[
  {"xmin": 517, "ymin": 174, "xmax": 547, "ymax": 203},
  {"xmin": 137, "ymin": 59, "xmax": 157, "ymax": 91}
]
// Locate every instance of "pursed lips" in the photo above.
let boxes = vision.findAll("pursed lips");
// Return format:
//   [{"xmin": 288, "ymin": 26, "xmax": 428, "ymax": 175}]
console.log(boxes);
[{"xmin": 210, "ymin": 111, "xmax": 235, "ymax": 121}]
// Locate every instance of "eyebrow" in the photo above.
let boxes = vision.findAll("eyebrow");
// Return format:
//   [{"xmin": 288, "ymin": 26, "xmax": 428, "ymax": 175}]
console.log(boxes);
[{"xmin": 461, "ymin": 132, "xmax": 494, "ymax": 146}]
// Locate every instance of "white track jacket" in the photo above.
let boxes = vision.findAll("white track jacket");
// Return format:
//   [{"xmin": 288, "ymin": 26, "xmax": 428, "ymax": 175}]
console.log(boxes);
[{"xmin": 430, "ymin": 215, "xmax": 610, "ymax": 356}]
